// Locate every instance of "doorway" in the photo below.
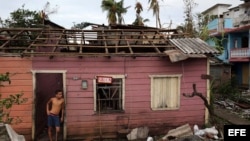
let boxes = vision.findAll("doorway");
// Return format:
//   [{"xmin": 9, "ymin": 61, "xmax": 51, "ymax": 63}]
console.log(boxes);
[{"xmin": 33, "ymin": 72, "xmax": 65, "ymax": 141}]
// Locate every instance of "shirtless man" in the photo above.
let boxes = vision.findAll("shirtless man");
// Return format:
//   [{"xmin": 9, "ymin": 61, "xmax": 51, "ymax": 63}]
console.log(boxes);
[{"xmin": 47, "ymin": 90, "xmax": 64, "ymax": 141}]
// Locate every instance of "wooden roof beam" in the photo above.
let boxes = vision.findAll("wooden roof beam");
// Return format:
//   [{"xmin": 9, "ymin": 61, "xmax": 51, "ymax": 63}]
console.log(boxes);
[
  {"xmin": 157, "ymin": 30, "xmax": 172, "ymax": 45},
  {"xmin": 21, "ymin": 52, "xmax": 166, "ymax": 57},
  {"xmin": 117, "ymin": 30, "xmax": 123, "ymax": 46},
  {"xmin": 52, "ymin": 30, "xmax": 65, "ymax": 53},
  {"xmin": 26, "ymin": 30, "xmax": 44, "ymax": 52},
  {"xmin": 122, "ymin": 30, "xmax": 133, "ymax": 54},
  {"xmin": 142, "ymin": 31, "xmax": 161, "ymax": 53},
  {"xmin": 102, "ymin": 30, "xmax": 109, "ymax": 54},
  {"xmin": 134, "ymin": 31, "xmax": 143, "ymax": 45},
  {"xmin": 0, "ymin": 30, "xmax": 24, "ymax": 48}
]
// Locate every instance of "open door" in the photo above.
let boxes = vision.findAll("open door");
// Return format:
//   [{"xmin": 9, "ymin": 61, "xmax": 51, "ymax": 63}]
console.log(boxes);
[{"xmin": 34, "ymin": 73, "xmax": 64, "ymax": 141}]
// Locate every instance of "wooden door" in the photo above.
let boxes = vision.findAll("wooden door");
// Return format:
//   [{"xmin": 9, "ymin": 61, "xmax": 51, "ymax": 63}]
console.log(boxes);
[{"xmin": 34, "ymin": 73, "xmax": 63, "ymax": 140}]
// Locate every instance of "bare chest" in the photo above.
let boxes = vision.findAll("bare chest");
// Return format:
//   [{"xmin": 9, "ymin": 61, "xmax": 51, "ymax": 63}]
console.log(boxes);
[{"xmin": 52, "ymin": 99, "xmax": 63, "ymax": 106}]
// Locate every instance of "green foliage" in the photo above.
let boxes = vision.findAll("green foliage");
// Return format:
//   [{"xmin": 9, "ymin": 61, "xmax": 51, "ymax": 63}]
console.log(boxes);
[
  {"xmin": 198, "ymin": 25, "xmax": 209, "ymax": 40},
  {"xmin": 148, "ymin": 0, "xmax": 165, "ymax": 28},
  {"xmin": 0, "ymin": 5, "xmax": 44, "ymax": 53},
  {"xmin": 132, "ymin": 17, "xmax": 150, "ymax": 26},
  {"xmin": 195, "ymin": 12, "xmax": 225, "ymax": 54},
  {"xmin": 0, "ymin": 72, "xmax": 27, "ymax": 124},
  {"xmin": 101, "ymin": 0, "xmax": 130, "ymax": 25},
  {"xmin": 2, "ymin": 4, "xmax": 43, "ymax": 28},
  {"xmin": 211, "ymin": 35, "xmax": 226, "ymax": 54},
  {"xmin": 214, "ymin": 77, "xmax": 241, "ymax": 101},
  {"xmin": 132, "ymin": 1, "xmax": 149, "ymax": 26},
  {"xmin": 196, "ymin": 13, "xmax": 210, "ymax": 40},
  {"xmin": 183, "ymin": 0, "xmax": 197, "ymax": 36},
  {"xmin": 209, "ymin": 79, "xmax": 217, "ymax": 111},
  {"xmin": 0, "ymin": 72, "xmax": 11, "ymax": 85}
]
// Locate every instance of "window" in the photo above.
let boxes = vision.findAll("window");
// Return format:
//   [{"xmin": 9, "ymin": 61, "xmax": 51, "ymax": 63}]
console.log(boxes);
[
  {"xmin": 150, "ymin": 75, "xmax": 181, "ymax": 110},
  {"xmin": 94, "ymin": 75, "xmax": 125, "ymax": 113}
]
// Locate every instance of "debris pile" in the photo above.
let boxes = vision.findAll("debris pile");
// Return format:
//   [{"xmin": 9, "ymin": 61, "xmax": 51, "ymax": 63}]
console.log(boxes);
[
  {"xmin": 193, "ymin": 125, "xmax": 219, "ymax": 140},
  {"xmin": 0, "ymin": 123, "xmax": 25, "ymax": 141},
  {"xmin": 127, "ymin": 126, "xmax": 149, "ymax": 140},
  {"xmin": 161, "ymin": 123, "xmax": 193, "ymax": 140},
  {"xmin": 126, "ymin": 124, "xmax": 221, "ymax": 141},
  {"xmin": 215, "ymin": 98, "xmax": 250, "ymax": 120},
  {"xmin": 160, "ymin": 124, "xmax": 220, "ymax": 141}
]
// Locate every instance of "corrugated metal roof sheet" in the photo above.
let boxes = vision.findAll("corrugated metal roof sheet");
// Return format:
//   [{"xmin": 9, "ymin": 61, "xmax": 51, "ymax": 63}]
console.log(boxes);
[{"xmin": 169, "ymin": 38, "xmax": 220, "ymax": 54}]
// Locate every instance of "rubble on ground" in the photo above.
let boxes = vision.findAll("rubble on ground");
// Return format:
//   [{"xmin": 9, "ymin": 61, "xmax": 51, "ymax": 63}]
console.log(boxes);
[
  {"xmin": 0, "ymin": 123, "xmax": 25, "ymax": 141},
  {"xmin": 127, "ymin": 126, "xmax": 149, "ymax": 140},
  {"xmin": 161, "ymin": 123, "xmax": 193, "ymax": 140},
  {"xmin": 160, "ymin": 124, "xmax": 220, "ymax": 141},
  {"xmin": 125, "ymin": 123, "xmax": 222, "ymax": 141},
  {"xmin": 215, "ymin": 98, "xmax": 250, "ymax": 120}
]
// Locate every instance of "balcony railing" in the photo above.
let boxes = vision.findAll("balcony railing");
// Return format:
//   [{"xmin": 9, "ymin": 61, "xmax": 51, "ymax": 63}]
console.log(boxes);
[{"xmin": 230, "ymin": 48, "xmax": 250, "ymax": 58}]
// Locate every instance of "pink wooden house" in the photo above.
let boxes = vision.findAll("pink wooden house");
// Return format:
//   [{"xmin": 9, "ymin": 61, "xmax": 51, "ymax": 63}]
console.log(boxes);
[{"xmin": 0, "ymin": 27, "xmax": 219, "ymax": 140}]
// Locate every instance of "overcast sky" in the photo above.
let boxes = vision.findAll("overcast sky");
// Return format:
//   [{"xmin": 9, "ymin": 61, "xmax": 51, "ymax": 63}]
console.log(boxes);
[{"xmin": 0, "ymin": 0, "xmax": 243, "ymax": 29}]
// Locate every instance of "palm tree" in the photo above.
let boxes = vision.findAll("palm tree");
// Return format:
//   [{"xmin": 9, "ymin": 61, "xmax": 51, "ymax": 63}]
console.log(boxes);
[
  {"xmin": 148, "ymin": 0, "xmax": 163, "ymax": 28},
  {"xmin": 135, "ymin": 1, "xmax": 143, "ymax": 16},
  {"xmin": 101, "ymin": 0, "xmax": 117, "ymax": 25},
  {"xmin": 133, "ymin": 1, "xmax": 149, "ymax": 26},
  {"xmin": 101, "ymin": 0, "xmax": 130, "ymax": 25},
  {"xmin": 116, "ymin": 0, "xmax": 131, "ymax": 24}
]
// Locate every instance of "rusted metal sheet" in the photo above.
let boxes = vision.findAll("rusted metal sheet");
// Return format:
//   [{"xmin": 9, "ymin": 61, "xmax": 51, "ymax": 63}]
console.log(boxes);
[{"xmin": 164, "ymin": 50, "xmax": 188, "ymax": 62}]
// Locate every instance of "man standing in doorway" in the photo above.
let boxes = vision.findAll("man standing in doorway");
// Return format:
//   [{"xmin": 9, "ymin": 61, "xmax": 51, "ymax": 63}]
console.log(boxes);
[{"xmin": 47, "ymin": 89, "xmax": 65, "ymax": 141}]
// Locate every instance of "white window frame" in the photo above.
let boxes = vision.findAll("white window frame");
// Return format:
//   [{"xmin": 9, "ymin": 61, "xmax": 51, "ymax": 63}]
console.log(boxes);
[
  {"xmin": 93, "ymin": 75, "xmax": 125, "ymax": 112},
  {"xmin": 150, "ymin": 74, "xmax": 182, "ymax": 110}
]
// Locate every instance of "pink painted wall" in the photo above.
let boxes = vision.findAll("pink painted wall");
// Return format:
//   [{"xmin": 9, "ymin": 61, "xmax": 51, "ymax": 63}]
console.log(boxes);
[
  {"xmin": 32, "ymin": 56, "xmax": 208, "ymax": 140},
  {"xmin": 0, "ymin": 57, "xmax": 33, "ymax": 141}
]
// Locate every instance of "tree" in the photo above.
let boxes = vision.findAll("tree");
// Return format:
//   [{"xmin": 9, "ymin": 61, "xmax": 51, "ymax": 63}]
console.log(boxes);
[
  {"xmin": 2, "ymin": 4, "xmax": 43, "ymax": 28},
  {"xmin": 101, "ymin": 0, "xmax": 130, "ymax": 25},
  {"xmin": 116, "ymin": 0, "xmax": 131, "ymax": 24},
  {"xmin": 101, "ymin": 0, "xmax": 116, "ymax": 25},
  {"xmin": 132, "ymin": 1, "xmax": 149, "ymax": 26},
  {"xmin": 183, "ymin": 84, "xmax": 217, "ymax": 125},
  {"xmin": 196, "ymin": 13, "xmax": 209, "ymax": 40},
  {"xmin": 0, "ymin": 17, "xmax": 3, "ymax": 28},
  {"xmin": 196, "ymin": 13, "xmax": 225, "ymax": 54},
  {"xmin": 177, "ymin": 0, "xmax": 224, "ymax": 54},
  {"xmin": 40, "ymin": 1, "xmax": 58, "ymax": 20},
  {"xmin": 40, "ymin": 1, "xmax": 58, "ymax": 24},
  {"xmin": 182, "ymin": 0, "xmax": 197, "ymax": 37},
  {"xmin": 148, "ymin": 0, "xmax": 164, "ymax": 28},
  {"xmin": 0, "ymin": 72, "xmax": 27, "ymax": 124}
]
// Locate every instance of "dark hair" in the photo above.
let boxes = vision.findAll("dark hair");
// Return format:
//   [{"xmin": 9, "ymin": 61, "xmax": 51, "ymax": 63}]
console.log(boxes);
[{"xmin": 55, "ymin": 89, "xmax": 63, "ymax": 94}]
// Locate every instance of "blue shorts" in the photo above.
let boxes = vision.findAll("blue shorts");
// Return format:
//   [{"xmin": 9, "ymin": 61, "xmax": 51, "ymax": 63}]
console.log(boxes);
[{"xmin": 48, "ymin": 114, "xmax": 60, "ymax": 127}]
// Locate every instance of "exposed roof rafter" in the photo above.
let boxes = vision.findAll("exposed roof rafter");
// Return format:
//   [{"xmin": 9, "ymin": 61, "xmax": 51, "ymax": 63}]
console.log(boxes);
[{"xmin": 0, "ymin": 28, "xmax": 219, "ymax": 58}]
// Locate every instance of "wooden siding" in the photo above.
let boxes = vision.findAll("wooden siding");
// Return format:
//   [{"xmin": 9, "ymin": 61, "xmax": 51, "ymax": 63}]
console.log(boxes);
[
  {"xmin": 32, "ymin": 56, "xmax": 208, "ymax": 140},
  {"xmin": 0, "ymin": 57, "xmax": 33, "ymax": 141}
]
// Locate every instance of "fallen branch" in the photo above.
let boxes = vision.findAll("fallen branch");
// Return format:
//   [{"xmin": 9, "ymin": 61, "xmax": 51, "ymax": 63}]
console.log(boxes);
[{"xmin": 183, "ymin": 83, "xmax": 216, "ymax": 124}]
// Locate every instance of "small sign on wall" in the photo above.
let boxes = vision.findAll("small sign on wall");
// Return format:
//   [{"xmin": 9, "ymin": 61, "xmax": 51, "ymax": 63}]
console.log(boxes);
[{"xmin": 96, "ymin": 76, "xmax": 112, "ymax": 84}]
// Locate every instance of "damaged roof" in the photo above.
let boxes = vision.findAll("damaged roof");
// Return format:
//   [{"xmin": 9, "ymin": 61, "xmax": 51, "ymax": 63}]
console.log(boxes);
[
  {"xmin": 170, "ymin": 38, "xmax": 219, "ymax": 54},
  {"xmin": 0, "ymin": 28, "xmax": 219, "ymax": 61}
]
